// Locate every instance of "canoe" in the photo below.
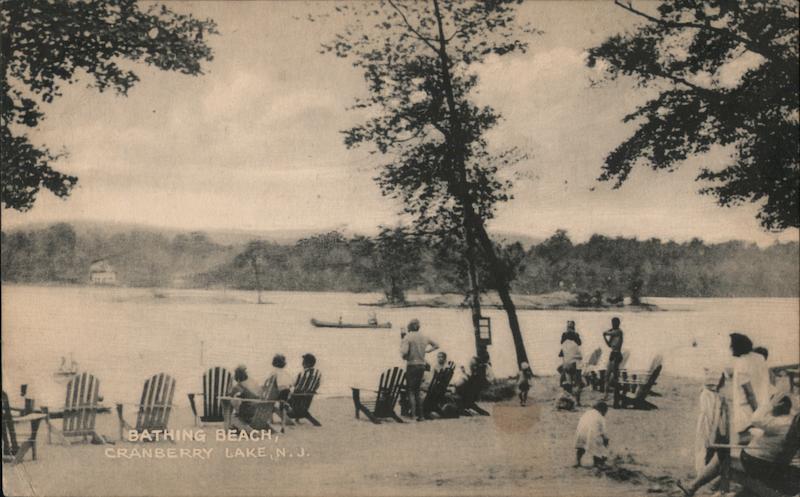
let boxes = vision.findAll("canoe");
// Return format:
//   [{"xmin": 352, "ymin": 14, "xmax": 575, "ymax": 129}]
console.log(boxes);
[{"xmin": 310, "ymin": 318, "xmax": 392, "ymax": 329}]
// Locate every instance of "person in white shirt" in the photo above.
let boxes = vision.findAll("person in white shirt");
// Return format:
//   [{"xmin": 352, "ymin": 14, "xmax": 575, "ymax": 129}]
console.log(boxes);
[
  {"xmin": 729, "ymin": 333, "xmax": 770, "ymax": 442},
  {"xmin": 574, "ymin": 401, "xmax": 609, "ymax": 468},
  {"xmin": 678, "ymin": 393, "xmax": 795, "ymax": 497},
  {"xmin": 560, "ymin": 320, "xmax": 583, "ymax": 405},
  {"xmin": 263, "ymin": 354, "xmax": 293, "ymax": 401}
]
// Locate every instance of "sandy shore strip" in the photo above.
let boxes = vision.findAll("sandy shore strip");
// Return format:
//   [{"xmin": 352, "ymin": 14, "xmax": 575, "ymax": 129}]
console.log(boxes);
[{"xmin": 3, "ymin": 375, "xmax": 702, "ymax": 497}]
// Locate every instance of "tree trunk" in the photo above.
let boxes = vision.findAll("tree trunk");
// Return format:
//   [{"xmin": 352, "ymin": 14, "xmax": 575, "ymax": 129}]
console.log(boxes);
[
  {"xmin": 463, "ymin": 226, "xmax": 485, "ymax": 357},
  {"xmin": 472, "ymin": 222, "xmax": 530, "ymax": 367},
  {"xmin": 432, "ymin": 0, "xmax": 530, "ymax": 369}
]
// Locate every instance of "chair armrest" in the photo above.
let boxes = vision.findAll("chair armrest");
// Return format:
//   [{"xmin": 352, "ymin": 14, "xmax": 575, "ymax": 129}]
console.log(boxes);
[
  {"xmin": 187, "ymin": 393, "xmax": 200, "ymax": 421},
  {"xmin": 11, "ymin": 413, "xmax": 46, "ymax": 423},
  {"xmin": 350, "ymin": 387, "xmax": 379, "ymax": 394},
  {"xmin": 219, "ymin": 396, "xmax": 284, "ymax": 406}
]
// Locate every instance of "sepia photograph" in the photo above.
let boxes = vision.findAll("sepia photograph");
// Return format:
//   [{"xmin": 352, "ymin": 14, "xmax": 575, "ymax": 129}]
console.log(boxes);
[{"xmin": 1, "ymin": 1, "xmax": 798, "ymax": 496}]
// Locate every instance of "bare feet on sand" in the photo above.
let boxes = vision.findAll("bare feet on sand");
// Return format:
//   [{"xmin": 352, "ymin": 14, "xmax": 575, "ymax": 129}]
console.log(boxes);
[{"xmin": 675, "ymin": 480, "xmax": 692, "ymax": 497}]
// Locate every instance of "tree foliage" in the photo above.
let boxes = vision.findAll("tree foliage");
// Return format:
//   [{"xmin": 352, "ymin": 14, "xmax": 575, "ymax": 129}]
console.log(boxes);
[
  {"xmin": 1, "ymin": 0, "xmax": 218, "ymax": 210},
  {"xmin": 321, "ymin": 0, "xmax": 537, "ymax": 368},
  {"xmin": 2, "ymin": 224, "xmax": 797, "ymax": 298},
  {"xmin": 323, "ymin": 0, "xmax": 531, "ymax": 236},
  {"xmin": 587, "ymin": 0, "xmax": 799, "ymax": 230}
]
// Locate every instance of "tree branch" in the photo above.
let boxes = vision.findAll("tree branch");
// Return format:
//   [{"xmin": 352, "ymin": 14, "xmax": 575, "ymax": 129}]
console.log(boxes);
[
  {"xmin": 386, "ymin": 0, "xmax": 439, "ymax": 53},
  {"xmin": 614, "ymin": 0, "xmax": 781, "ymax": 64}
]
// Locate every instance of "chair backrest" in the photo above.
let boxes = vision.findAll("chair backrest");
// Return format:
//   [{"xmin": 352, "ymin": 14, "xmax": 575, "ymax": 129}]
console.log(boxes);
[
  {"xmin": 586, "ymin": 348, "xmax": 602, "ymax": 367},
  {"xmin": 774, "ymin": 413, "xmax": 800, "ymax": 466},
  {"xmin": 202, "ymin": 367, "xmax": 232, "ymax": 420},
  {"xmin": 288, "ymin": 369, "xmax": 322, "ymax": 416},
  {"xmin": 649, "ymin": 354, "xmax": 663, "ymax": 373},
  {"xmin": 375, "ymin": 367, "xmax": 405, "ymax": 417},
  {"xmin": 2, "ymin": 391, "xmax": 19, "ymax": 457},
  {"xmin": 635, "ymin": 364, "xmax": 662, "ymax": 402},
  {"xmin": 294, "ymin": 369, "xmax": 322, "ymax": 395},
  {"xmin": 619, "ymin": 350, "xmax": 631, "ymax": 369},
  {"xmin": 64, "ymin": 372, "xmax": 101, "ymax": 436},
  {"xmin": 135, "ymin": 373, "xmax": 176, "ymax": 432},
  {"xmin": 427, "ymin": 364, "xmax": 456, "ymax": 401},
  {"xmin": 262, "ymin": 375, "xmax": 279, "ymax": 401}
]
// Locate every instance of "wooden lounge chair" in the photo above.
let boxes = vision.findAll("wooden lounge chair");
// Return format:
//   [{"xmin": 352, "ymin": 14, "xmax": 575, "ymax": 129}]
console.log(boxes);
[
  {"xmin": 117, "ymin": 373, "xmax": 176, "ymax": 441},
  {"xmin": 188, "ymin": 366, "xmax": 233, "ymax": 425},
  {"xmin": 614, "ymin": 356, "xmax": 663, "ymax": 410},
  {"xmin": 582, "ymin": 348, "xmax": 603, "ymax": 390},
  {"xmin": 710, "ymin": 406, "xmax": 800, "ymax": 496},
  {"xmin": 454, "ymin": 373, "xmax": 490, "ymax": 417},
  {"xmin": 2, "ymin": 391, "xmax": 45, "ymax": 464},
  {"xmin": 769, "ymin": 363, "xmax": 799, "ymax": 393},
  {"xmin": 219, "ymin": 377, "xmax": 286, "ymax": 434},
  {"xmin": 351, "ymin": 367, "xmax": 406, "ymax": 423},
  {"xmin": 423, "ymin": 363, "xmax": 455, "ymax": 418},
  {"xmin": 42, "ymin": 372, "xmax": 109, "ymax": 444},
  {"xmin": 285, "ymin": 369, "xmax": 322, "ymax": 426},
  {"xmin": 584, "ymin": 350, "xmax": 630, "ymax": 391},
  {"xmin": 618, "ymin": 355, "xmax": 662, "ymax": 394},
  {"xmin": 219, "ymin": 397, "xmax": 285, "ymax": 434}
]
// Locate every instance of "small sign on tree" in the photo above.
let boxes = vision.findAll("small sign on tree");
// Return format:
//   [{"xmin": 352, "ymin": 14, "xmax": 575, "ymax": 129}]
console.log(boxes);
[{"xmin": 478, "ymin": 317, "xmax": 492, "ymax": 346}]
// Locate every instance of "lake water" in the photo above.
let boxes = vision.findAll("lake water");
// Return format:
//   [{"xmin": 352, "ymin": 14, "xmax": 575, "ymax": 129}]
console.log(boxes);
[{"xmin": 2, "ymin": 285, "xmax": 798, "ymax": 407}]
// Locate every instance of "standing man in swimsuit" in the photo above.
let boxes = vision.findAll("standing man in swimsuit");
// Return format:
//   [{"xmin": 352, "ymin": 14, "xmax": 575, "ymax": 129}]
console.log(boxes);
[{"xmin": 602, "ymin": 317, "xmax": 624, "ymax": 401}]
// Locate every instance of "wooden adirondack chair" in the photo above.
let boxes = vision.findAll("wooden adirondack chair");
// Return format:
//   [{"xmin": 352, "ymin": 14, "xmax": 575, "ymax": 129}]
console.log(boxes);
[
  {"xmin": 585, "ymin": 350, "xmax": 630, "ymax": 391},
  {"xmin": 219, "ymin": 376, "xmax": 286, "ymax": 433},
  {"xmin": 219, "ymin": 396, "xmax": 285, "ymax": 434},
  {"xmin": 2, "ymin": 391, "xmax": 45, "ymax": 464},
  {"xmin": 42, "ymin": 371, "xmax": 108, "ymax": 444},
  {"xmin": 769, "ymin": 364, "xmax": 799, "ymax": 393},
  {"xmin": 709, "ymin": 402, "xmax": 800, "ymax": 497},
  {"xmin": 422, "ymin": 363, "xmax": 455, "ymax": 418},
  {"xmin": 618, "ymin": 355, "xmax": 663, "ymax": 395},
  {"xmin": 188, "ymin": 367, "xmax": 233, "ymax": 425},
  {"xmin": 582, "ymin": 348, "xmax": 603, "ymax": 390},
  {"xmin": 117, "ymin": 373, "xmax": 176, "ymax": 441},
  {"xmin": 285, "ymin": 369, "xmax": 322, "ymax": 426},
  {"xmin": 454, "ymin": 372, "xmax": 491, "ymax": 417},
  {"xmin": 614, "ymin": 357, "xmax": 663, "ymax": 410},
  {"xmin": 351, "ymin": 367, "xmax": 406, "ymax": 423}
]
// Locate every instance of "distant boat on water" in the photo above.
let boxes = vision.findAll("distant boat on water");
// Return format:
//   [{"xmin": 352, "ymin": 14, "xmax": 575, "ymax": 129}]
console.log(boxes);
[{"xmin": 310, "ymin": 317, "xmax": 392, "ymax": 329}]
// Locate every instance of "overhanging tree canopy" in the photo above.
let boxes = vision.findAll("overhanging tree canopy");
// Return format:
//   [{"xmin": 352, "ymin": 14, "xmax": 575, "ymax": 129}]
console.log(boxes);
[
  {"xmin": 321, "ymin": 0, "xmax": 537, "ymax": 368},
  {"xmin": 1, "ymin": 0, "xmax": 218, "ymax": 211},
  {"xmin": 587, "ymin": 0, "xmax": 799, "ymax": 230}
]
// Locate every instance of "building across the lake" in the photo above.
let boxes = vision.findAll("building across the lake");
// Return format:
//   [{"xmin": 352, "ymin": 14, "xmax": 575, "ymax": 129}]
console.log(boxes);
[{"xmin": 89, "ymin": 258, "xmax": 117, "ymax": 285}]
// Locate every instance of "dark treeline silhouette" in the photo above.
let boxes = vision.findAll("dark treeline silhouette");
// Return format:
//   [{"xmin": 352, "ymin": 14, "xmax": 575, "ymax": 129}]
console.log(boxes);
[{"xmin": 1, "ymin": 223, "xmax": 797, "ymax": 299}]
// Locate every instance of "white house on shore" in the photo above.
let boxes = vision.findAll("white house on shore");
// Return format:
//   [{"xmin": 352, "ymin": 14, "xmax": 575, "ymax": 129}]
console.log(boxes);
[{"xmin": 89, "ymin": 259, "xmax": 117, "ymax": 285}]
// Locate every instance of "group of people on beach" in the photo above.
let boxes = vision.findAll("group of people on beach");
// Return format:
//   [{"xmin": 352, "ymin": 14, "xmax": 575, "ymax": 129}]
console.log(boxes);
[
  {"xmin": 556, "ymin": 317, "xmax": 625, "ymax": 469},
  {"xmin": 550, "ymin": 317, "xmax": 625, "ymax": 410},
  {"xmin": 399, "ymin": 318, "xmax": 495, "ymax": 421},
  {"xmin": 229, "ymin": 353, "xmax": 319, "ymax": 425},
  {"xmin": 564, "ymin": 327, "xmax": 798, "ymax": 493},
  {"xmin": 677, "ymin": 332, "xmax": 798, "ymax": 496}
]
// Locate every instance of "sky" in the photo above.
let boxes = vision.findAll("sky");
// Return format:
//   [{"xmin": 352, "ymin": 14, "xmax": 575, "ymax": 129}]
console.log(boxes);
[{"xmin": 3, "ymin": 1, "xmax": 797, "ymax": 246}]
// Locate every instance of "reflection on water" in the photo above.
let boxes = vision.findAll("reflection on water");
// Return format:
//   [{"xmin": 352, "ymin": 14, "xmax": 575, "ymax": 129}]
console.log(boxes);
[{"xmin": 2, "ymin": 285, "xmax": 798, "ymax": 405}]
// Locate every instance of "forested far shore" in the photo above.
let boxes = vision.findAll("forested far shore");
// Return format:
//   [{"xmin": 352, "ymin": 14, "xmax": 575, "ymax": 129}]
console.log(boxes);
[{"xmin": 1, "ymin": 223, "xmax": 797, "ymax": 299}]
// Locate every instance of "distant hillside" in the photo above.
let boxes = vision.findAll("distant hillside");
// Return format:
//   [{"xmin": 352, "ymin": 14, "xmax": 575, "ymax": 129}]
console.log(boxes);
[{"xmin": 1, "ymin": 222, "xmax": 797, "ymax": 298}]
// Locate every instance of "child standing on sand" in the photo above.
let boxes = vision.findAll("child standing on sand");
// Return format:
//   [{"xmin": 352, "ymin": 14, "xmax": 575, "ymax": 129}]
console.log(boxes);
[{"xmin": 518, "ymin": 362, "xmax": 533, "ymax": 406}]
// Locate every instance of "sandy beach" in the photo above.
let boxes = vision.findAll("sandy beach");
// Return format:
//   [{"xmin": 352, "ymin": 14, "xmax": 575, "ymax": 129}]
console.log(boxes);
[{"xmin": 3, "ymin": 374, "xmax": 705, "ymax": 497}]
